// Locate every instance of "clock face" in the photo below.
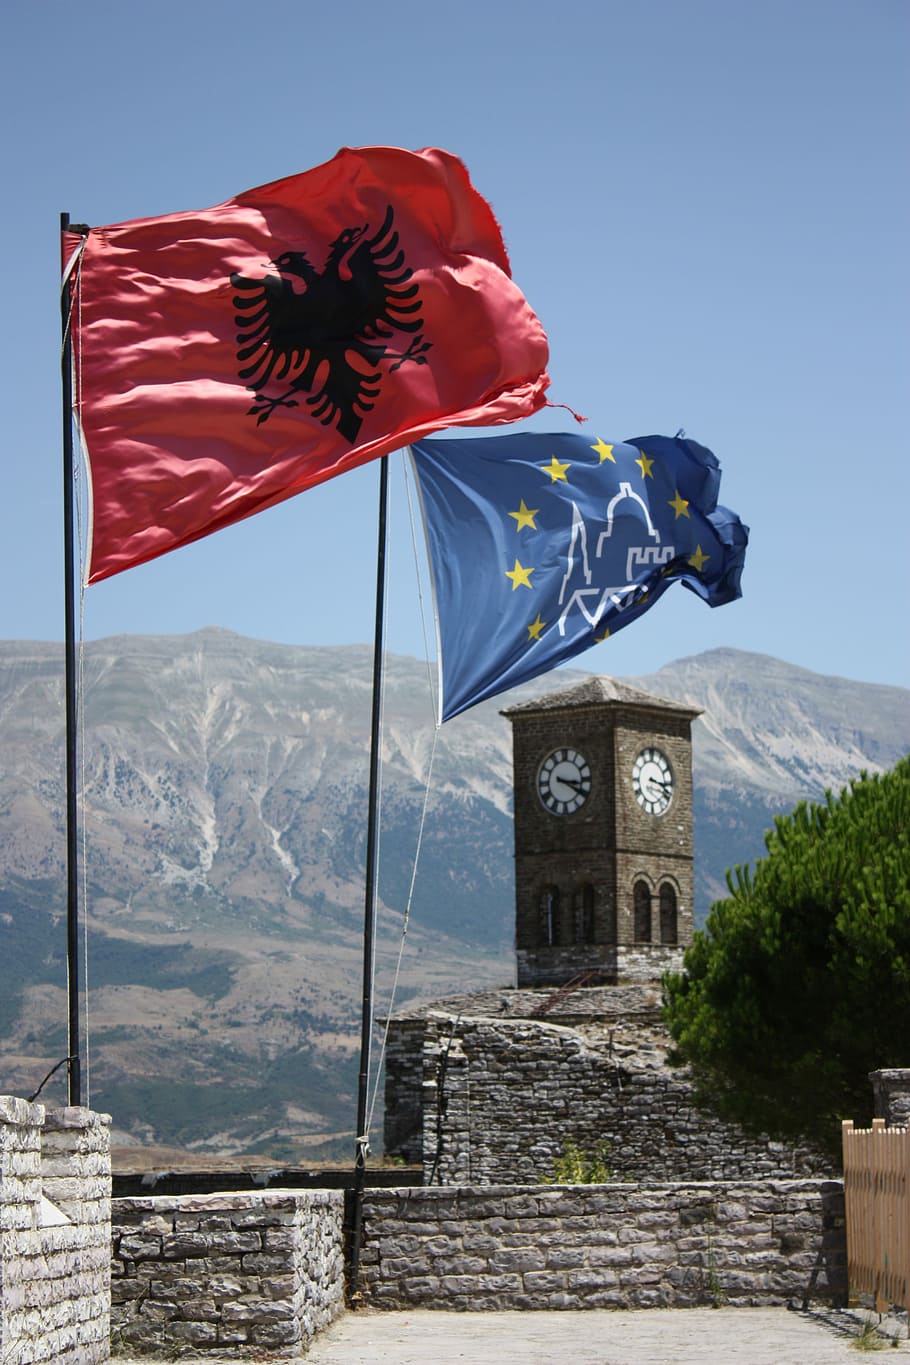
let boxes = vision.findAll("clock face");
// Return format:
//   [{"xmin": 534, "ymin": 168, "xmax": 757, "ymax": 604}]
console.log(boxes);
[
  {"xmin": 537, "ymin": 748, "xmax": 592, "ymax": 815},
  {"xmin": 632, "ymin": 747, "xmax": 674, "ymax": 815}
]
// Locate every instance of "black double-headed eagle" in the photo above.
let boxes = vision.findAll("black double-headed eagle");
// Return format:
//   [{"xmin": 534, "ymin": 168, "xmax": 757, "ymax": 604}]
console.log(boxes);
[{"xmin": 231, "ymin": 206, "xmax": 431, "ymax": 442}]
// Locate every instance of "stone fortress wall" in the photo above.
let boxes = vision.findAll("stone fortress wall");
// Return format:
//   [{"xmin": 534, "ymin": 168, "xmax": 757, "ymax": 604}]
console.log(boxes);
[
  {"xmin": 2, "ymin": 1071, "xmax": 906, "ymax": 1357},
  {"xmin": 383, "ymin": 985, "xmax": 827, "ymax": 1184},
  {"xmin": 357, "ymin": 1179, "xmax": 847, "ymax": 1311},
  {"xmin": 106, "ymin": 1070, "xmax": 910, "ymax": 1351}
]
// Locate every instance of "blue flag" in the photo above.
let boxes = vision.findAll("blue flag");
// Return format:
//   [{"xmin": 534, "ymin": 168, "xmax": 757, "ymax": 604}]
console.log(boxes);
[{"xmin": 411, "ymin": 431, "xmax": 748, "ymax": 721}]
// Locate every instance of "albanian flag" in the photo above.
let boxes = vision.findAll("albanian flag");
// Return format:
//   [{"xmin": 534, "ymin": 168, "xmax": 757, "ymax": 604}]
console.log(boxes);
[{"xmin": 64, "ymin": 146, "xmax": 550, "ymax": 583}]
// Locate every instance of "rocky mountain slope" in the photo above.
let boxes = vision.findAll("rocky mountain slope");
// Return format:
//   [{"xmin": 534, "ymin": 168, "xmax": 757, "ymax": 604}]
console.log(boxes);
[{"xmin": 0, "ymin": 630, "xmax": 906, "ymax": 1158}]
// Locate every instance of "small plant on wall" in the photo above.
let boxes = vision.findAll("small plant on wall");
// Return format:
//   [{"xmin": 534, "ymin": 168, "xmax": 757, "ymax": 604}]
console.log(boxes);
[{"xmin": 543, "ymin": 1139, "xmax": 615, "ymax": 1184}]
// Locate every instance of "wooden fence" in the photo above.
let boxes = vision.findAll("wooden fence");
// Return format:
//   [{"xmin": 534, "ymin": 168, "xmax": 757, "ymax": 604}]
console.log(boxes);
[{"xmin": 842, "ymin": 1117, "xmax": 910, "ymax": 1311}]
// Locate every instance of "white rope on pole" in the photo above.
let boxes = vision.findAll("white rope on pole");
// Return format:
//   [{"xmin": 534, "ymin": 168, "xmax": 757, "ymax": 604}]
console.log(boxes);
[
  {"xmin": 366, "ymin": 725, "xmax": 439, "ymax": 1137},
  {"xmin": 403, "ymin": 449, "xmax": 441, "ymax": 715},
  {"xmin": 365, "ymin": 453, "xmax": 442, "ymax": 1137}
]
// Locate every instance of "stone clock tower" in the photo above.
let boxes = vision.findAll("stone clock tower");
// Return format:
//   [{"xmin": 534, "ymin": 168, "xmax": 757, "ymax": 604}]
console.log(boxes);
[{"xmin": 503, "ymin": 676, "xmax": 701, "ymax": 987}]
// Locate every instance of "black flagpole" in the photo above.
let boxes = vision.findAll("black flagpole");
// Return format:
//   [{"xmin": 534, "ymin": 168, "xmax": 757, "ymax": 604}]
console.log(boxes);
[
  {"xmin": 348, "ymin": 453, "xmax": 389, "ymax": 1301},
  {"xmin": 60, "ymin": 212, "xmax": 82, "ymax": 1107}
]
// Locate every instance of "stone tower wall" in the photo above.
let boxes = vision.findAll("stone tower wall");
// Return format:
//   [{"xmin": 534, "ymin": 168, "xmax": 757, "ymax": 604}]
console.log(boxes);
[{"xmin": 510, "ymin": 700, "xmax": 695, "ymax": 986}]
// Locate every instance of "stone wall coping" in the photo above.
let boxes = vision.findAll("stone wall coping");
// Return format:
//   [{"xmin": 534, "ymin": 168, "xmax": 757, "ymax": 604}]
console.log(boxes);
[
  {"xmin": 44, "ymin": 1106, "xmax": 112, "ymax": 1132},
  {"xmin": 424, "ymin": 1011, "xmax": 585, "ymax": 1040},
  {"xmin": 387, "ymin": 985, "xmax": 665, "ymax": 1024},
  {"xmin": 0, "ymin": 1094, "xmax": 45, "ymax": 1126},
  {"xmin": 365, "ymin": 1177, "xmax": 840, "ymax": 1199},
  {"xmin": 113, "ymin": 1188, "xmax": 345, "ymax": 1216}
]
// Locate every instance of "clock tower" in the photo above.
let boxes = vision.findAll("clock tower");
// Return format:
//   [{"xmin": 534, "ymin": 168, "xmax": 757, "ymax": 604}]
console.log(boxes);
[{"xmin": 503, "ymin": 676, "xmax": 701, "ymax": 987}]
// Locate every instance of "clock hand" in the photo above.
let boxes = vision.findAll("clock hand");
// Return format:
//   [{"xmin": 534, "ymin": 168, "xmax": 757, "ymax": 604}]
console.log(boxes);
[{"xmin": 557, "ymin": 776, "xmax": 586, "ymax": 792}]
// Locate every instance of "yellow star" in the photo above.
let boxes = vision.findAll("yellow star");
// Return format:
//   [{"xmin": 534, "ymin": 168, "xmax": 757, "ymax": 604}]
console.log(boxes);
[
  {"xmin": 544, "ymin": 456, "xmax": 570, "ymax": 483},
  {"xmin": 669, "ymin": 489, "xmax": 690, "ymax": 519},
  {"xmin": 688, "ymin": 545, "xmax": 710, "ymax": 572},
  {"xmin": 508, "ymin": 499, "xmax": 539, "ymax": 531},
  {"xmin": 595, "ymin": 627, "xmax": 611, "ymax": 643},
  {"xmin": 635, "ymin": 450, "xmax": 655, "ymax": 479},
  {"xmin": 505, "ymin": 559, "xmax": 534, "ymax": 590},
  {"xmin": 591, "ymin": 438, "xmax": 615, "ymax": 463},
  {"xmin": 527, "ymin": 614, "xmax": 546, "ymax": 641}
]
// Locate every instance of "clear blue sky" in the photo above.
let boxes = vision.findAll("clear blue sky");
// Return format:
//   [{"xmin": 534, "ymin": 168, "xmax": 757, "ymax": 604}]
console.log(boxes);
[{"xmin": 2, "ymin": 0, "xmax": 908, "ymax": 689}]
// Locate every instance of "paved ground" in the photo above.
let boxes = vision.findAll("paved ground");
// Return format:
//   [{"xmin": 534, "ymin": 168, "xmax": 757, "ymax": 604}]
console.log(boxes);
[{"xmin": 116, "ymin": 1306, "xmax": 910, "ymax": 1364}]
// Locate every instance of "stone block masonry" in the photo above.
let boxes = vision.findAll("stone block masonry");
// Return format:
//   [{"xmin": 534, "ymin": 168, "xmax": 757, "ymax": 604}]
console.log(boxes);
[
  {"xmin": 385, "ymin": 1000, "xmax": 826, "ymax": 1184},
  {"xmin": 105, "ymin": 1178, "xmax": 846, "ymax": 1345},
  {"xmin": 425, "ymin": 1016, "xmax": 823, "ymax": 1184},
  {"xmin": 110, "ymin": 1190, "xmax": 344, "ymax": 1353},
  {"xmin": 358, "ymin": 1180, "xmax": 847, "ymax": 1311},
  {"xmin": 0, "ymin": 1095, "xmax": 111, "ymax": 1364},
  {"xmin": 871, "ymin": 1068, "xmax": 910, "ymax": 1127}
]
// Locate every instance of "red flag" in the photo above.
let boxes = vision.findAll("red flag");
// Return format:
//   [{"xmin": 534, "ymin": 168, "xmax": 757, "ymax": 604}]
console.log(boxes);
[{"xmin": 68, "ymin": 146, "xmax": 550, "ymax": 583}]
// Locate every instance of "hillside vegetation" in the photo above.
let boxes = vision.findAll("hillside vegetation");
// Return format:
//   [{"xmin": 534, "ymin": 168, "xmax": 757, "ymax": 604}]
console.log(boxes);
[{"xmin": 1, "ymin": 631, "xmax": 906, "ymax": 1157}]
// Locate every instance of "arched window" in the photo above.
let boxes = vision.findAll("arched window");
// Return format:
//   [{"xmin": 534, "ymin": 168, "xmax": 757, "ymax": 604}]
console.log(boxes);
[
  {"xmin": 573, "ymin": 884, "xmax": 595, "ymax": 944},
  {"xmin": 633, "ymin": 880, "xmax": 652, "ymax": 943},
  {"xmin": 540, "ymin": 885, "xmax": 561, "ymax": 946},
  {"xmin": 659, "ymin": 883, "xmax": 678, "ymax": 944}
]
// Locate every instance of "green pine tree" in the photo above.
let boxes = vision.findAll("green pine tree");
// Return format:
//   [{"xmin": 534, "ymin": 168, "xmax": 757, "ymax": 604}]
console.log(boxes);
[{"xmin": 663, "ymin": 756, "xmax": 910, "ymax": 1160}]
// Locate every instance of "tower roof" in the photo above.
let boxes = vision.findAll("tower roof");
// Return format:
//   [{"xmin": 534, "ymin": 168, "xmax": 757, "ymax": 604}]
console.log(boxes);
[{"xmin": 501, "ymin": 674, "xmax": 702, "ymax": 722}]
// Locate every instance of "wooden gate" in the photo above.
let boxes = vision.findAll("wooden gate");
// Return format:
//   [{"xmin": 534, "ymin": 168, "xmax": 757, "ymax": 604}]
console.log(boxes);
[{"xmin": 842, "ymin": 1117, "xmax": 910, "ymax": 1310}]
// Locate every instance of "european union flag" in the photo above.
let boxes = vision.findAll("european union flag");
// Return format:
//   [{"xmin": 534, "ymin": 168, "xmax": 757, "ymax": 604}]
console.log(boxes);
[{"xmin": 411, "ymin": 431, "xmax": 748, "ymax": 721}]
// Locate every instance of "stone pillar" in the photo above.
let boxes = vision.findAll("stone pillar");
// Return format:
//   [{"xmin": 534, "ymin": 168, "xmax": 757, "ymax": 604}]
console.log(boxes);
[
  {"xmin": 43, "ymin": 1103, "xmax": 113, "ymax": 1357},
  {"xmin": 870, "ymin": 1069, "xmax": 910, "ymax": 1126},
  {"xmin": 0, "ymin": 1096, "xmax": 111, "ymax": 1364},
  {"xmin": 110, "ymin": 1190, "xmax": 344, "ymax": 1352},
  {"xmin": 0, "ymin": 1095, "xmax": 46, "ymax": 1360}
]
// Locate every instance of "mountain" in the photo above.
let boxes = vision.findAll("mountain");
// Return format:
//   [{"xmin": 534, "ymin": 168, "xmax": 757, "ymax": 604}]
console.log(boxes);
[
  {"xmin": 640, "ymin": 647, "xmax": 910, "ymax": 903},
  {"xmin": 1, "ymin": 630, "xmax": 906, "ymax": 1158}
]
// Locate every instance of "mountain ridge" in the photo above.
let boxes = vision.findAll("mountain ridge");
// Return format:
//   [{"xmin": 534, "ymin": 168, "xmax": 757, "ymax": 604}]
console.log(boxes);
[{"xmin": 0, "ymin": 632, "xmax": 906, "ymax": 1156}]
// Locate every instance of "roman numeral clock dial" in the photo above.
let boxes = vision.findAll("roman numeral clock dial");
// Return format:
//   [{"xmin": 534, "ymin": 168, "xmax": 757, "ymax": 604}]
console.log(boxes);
[{"xmin": 537, "ymin": 748, "xmax": 592, "ymax": 815}]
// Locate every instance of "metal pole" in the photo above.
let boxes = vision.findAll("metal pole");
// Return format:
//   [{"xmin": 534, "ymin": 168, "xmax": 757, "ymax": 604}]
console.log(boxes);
[
  {"xmin": 348, "ymin": 454, "xmax": 389, "ymax": 1302},
  {"xmin": 60, "ymin": 212, "xmax": 82, "ymax": 1107}
]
